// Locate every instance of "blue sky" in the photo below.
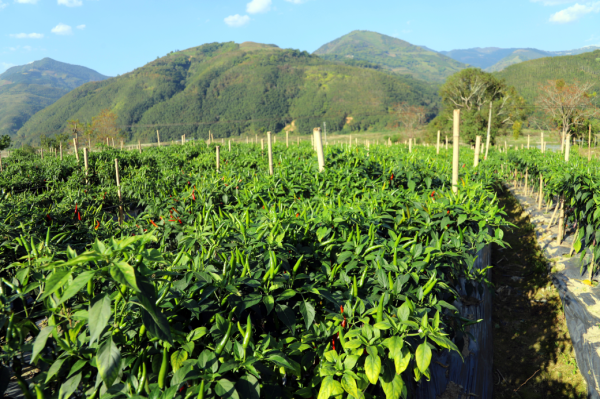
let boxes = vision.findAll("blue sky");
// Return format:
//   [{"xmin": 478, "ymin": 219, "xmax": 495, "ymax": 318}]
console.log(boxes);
[{"xmin": 1, "ymin": 0, "xmax": 599, "ymax": 76}]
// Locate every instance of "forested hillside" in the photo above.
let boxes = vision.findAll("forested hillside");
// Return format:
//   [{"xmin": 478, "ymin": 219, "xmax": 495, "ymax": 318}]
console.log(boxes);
[
  {"xmin": 495, "ymin": 50, "xmax": 600, "ymax": 104},
  {"xmin": 314, "ymin": 30, "xmax": 467, "ymax": 83},
  {"xmin": 17, "ymin": 41, "xmax": 439, "ymax": 145},
  {"xmin": 0, "ymin": 58, "xmax": 108, "ymax": 138}
]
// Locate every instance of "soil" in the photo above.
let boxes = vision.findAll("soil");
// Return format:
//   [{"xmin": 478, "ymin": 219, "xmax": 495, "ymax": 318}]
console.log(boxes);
[{"xmin": 492, "ymin": 187, "xmax": 588, "ymax": 398}]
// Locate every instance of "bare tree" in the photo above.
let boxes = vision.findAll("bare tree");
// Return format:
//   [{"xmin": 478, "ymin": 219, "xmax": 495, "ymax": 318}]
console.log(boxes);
[
  {"xmin": 537, "ymin": 80, "xmax": 598, "ymax": 148},
  {"xmin": 395, "ymin": 103, "xmax": 426, "ymax": 137}
]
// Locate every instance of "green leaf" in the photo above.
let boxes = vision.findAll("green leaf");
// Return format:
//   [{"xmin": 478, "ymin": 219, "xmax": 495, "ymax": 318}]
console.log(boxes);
[
  {"xmin": 263, "ymin": 295, "xmax": 275, "ymax": 315},
  {"xmin": 277, "ymin": 289, "xmax": 297, "ymax": 302},
  {"xmin": 415, "ymin": 342, "xmax": 432, "ymax": 374},
  {"xmin": 374, "ymin": 322, "xmax": 391, "ymax": 330},
  {"xmin": 395, "ymin": 348, "xmax": 411, "ymax": 374},
  {"xmin": 364, "ymin": 354, "xmax": 381, "ymax": 384},
  {"xmin": 381, "ymin": 362, "xmax": 406, "ymax": 399},
  {"xmin": 275, "ymin": 304, "xmax": 296, "ymax": 335},
  {"xmin": 215, "ymin": 378, "xmax": 239, "ymax": 399},
  {"xmin": 187, "ymin": 327, "xmax": 207, "ymax": 342},
  {"xmin": 45, "ymin": 356, "xmax": 66, "ymax": 383},
  {"xmin": 31, "ymin": 325, "xmax": 55, "ymax": 363},
  {"xmin": 267, "ymin": 353, "xmax": 300, "ymax": 374},
  {"xmin": 299, "ymin": 300, "xmax": 315, "ymax": 331},
  {"xmin": 137, "ymin": 277, "xmax": 173, "ymax": 344},
  {"xmin": 344, "ymin": 340, "xmax": 363, "ymax": 349},
  {"xmin": 170, "ymin": 350, "xmax": 188, "ymax": 372},
  {"xmin": 57, "ymin": 270, "xmax": 95, "ymax": 306},
  {"xmin": 198, "ymin": 349, "xmax": 218, "ymax": 373},
  {"xmin": 58, "ymin": 372, "xmax": 82, "ymax": 399},
  {"xmin": 40, "ymin": 268, "xmax": 71, "ymax": 300},
  {"xmin": 344, "ymin": 355, "xmax": 360, "ymax": 370},
  {"xmin": 236, "ymin": 374, "xmax": 260, "ymax": 399},
  {"xmin": 110, "ymin": 261, "xmax": 139, "ymax": 292},
  {"xmin": 318, "ymin": 376, "xmax": 344, "ymax": 399},
  {"xmin": 457, "ymin": 214, "xmax": 467, "ymax": 225},
  {"xmin": 88, "ymin": 293, "xmax": 111, "ymax": 344},
  {"xmin": 97, "ymin": 336, "xmax": 121, "ymax": 388},
  {"xmin": 341, "ymin": 374, "xmax": 361, "ymax": 398}
]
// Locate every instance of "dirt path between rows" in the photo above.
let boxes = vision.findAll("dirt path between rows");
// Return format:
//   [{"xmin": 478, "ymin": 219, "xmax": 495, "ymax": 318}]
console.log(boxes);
[{"xmin": 492, "ymin": 187, "xmax": 587, "ymax": 399}]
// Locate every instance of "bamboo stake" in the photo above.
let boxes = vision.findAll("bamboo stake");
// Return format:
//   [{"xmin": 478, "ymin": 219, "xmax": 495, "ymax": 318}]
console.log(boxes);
[
  {"xmin": 121, "ymin": 141, "xmax": 123, "ymax": 151},
  {"xmin": 589, "ymin": 124, "xmax": 592, "ymax": 161},
  {"xmin": 565, "ymin": 134, "xmax": 571, "ymax": 162},
  {"xmin": 157, "ymin": 130, "xmax": 161, "ymax": 147},
  {"xmin": 452, "ymin": 109, "xmax": 460, "ymax": 194},
  {"xmin": 229, "ymin": 140, "xmax": 231, "ymax": 152},
  {"xmin": 524, "ymin": 168, "xmax": 528, "ymax": 194},
  {"xmin": 286, "ymin": 131, "xmax": 289, "ymax": 148},
  {"xmin": 474, "ymin": 135, "xmax": 481, "ymax": 167},
  {"xmin": 558, "ymin": 196, "xmax": 565, "ymax": 244},
  {"xmin": 267, "ymin": 132, "xmax": 273, "ymax": 176},
  {"xmin": 538, "ymin": 174, "xmax": 543, "ymax": 210},
  {"xmin": 569, "ymin": 226, "xmax": 580, "ymax": 256},
  {"xmin": 314, "ymin": 128, "xmax": 325, "ymax": 172},
  {"xmin": 408, "ymin": 138, "xmax": 412, "ymax": 153},
  {"xmin": 73, "ymin": 138, "xmax": 79, "ymax": 162},
  {"xmin": 261, "ymin": 139, "xmax": 264, "ymax": 152},
  {"xmin": 182, "ymin": 135, "xmax": 184, "ymax": 145},
  {"xmin": 60, "ymin": 143, "xmax": 63, "ymax": 161},
  {"xmin": 138, "ymin": 140, "xmax": 142, "ymax": 154},
  {"xmin": 115, "ymin": 159, "xmax": 123, "ymax": 225},
  {"xmin": 485, "ymin": 101, "xmax": 492, "ymax": 160},
  {"xmin": 548, "ymin": 200, "xmax": 560, "ymax": 229},
  {"xmin": 83, "ymin": 147, "xmax": 88, "ymax": 184},
  {"xmin": 216, "ymin": 146, "xmax": 220, "ymax": 172}
]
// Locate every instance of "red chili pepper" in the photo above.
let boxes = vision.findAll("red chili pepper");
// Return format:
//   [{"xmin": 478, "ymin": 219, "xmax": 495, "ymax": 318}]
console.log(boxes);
[
  {"xmin": 77, "ymin": 211, "xmax": 81, "ymax": 221},
  {"xmin": 150, "ymin": 220, "xmax": 158, "ymax": 227},
  {"xmin": 296, "ymin": 213, "xmax": 299, "ymax": 217},
  {"xmin": 447, "ymin": 210, "xmax": 450, "ymax": 215},
  {"xmin": 342, "ymin": 319, "xmax": 347, "ymax": 328},
  {"xmin": 192, "ymin": 192, "xmax": 196, "ymax": 201},
  {"xmin": 340, "ymin": 305, "xmax": 344, "ymax": 314},
  {"xmin": 168, "ymin": 219, "xmax": 177, "ymax": 222},
  {"xmin": 332, "ymin": 339, "xmax": 336, "ymax": 351},
  {"xmin": 74, "ymin": 203, "xmax": 78, "ymax": 213},
  {"xmin": 178, "ymin": 219, "xmax": 182, "ymax": 224},
  {"xmin": 95, "ymin": 220, "xmax": 100, "ymax": 230},
  {"xmin": 46, "ymin": 214, "xmax": 52, "ymax": 221},
  {"xmin": 391, "ymin": 173, "xmax": 394, "ymax": 180},
  {"xmin": 431, "ymin": 191, "xmax": 435, "ymax": 197}
]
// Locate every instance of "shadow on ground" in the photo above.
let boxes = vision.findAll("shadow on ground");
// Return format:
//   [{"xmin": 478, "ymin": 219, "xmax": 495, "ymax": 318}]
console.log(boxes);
[{"xmin": 492, "ymin": 188, "xmax": 588, "ymax": 399}]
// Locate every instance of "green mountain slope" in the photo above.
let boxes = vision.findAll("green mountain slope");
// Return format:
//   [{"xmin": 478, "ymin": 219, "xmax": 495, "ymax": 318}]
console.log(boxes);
[
  {"xmin": 485, "ymin": 49, "xmax": 552, "ymax": 72},
  {"xmin": 17, "ymin": 41, "xmax": 439, "ymax": 144},
  {"xmin": 440, "ymin": 47, "xmax": 518, "ymax": 69},
  {"xmin": 0, "ymin": 58, "xmax": 109, "ymax": 138},
  {"xmin": 313, "ymin": 30, "xmax": 467, "ymax": 83},
  {"xmin": 495, "ymin": 50, "xmax": 600, "ymax": 104}
]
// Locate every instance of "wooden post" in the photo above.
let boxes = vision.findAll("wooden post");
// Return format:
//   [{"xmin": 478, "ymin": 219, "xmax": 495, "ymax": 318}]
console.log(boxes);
[
  {"xmin": 73, "ymin": 138, "xmax": 79, "ymax": 162},
  {"xmin": 229, "ymin": 140, "xmax": 231, "ymax": 152},
  {"xmin": 589, "ymin": 124, "xmax": 592, "ymax": 161},
  {"xmin": 267, "ymin": 132, "xmax": 273, "ymax": 176},
  {"xmin": 112, "ymin": 138, "xmax": 115, "ymax": 148},
  {"xmin": 297, "ymin": 137, "xmax": 299, "ymax": 146},
  {"xmin": 40, "ymin": 147, "xmax": 43, "ymax": 160},
  {"xmin": 216, "ymin": 146, "xmax": 220, "ymax": 172},
  {"xmin": 484, "ymin": 101, "xmax": 492, "ymax": 160},
  {"xmin": 474, "ymin": 135, "xmax": 481, "ymax": 167},
  {"xmin": 182, "ymin": 135, "xmax": 184, "ymax": 145},
  {"xmin": 286, "ymin": 131, "xmax": 289, "ymax": 148},
  {"xmin": 106, "ymin": 137, "xmax": 109, "ymax": 147},
  {"xmin": 138, "ymin": 140, "xmax": 142, "ymax": 154},
  {"xmin": 115, "ymin": 159, "xmax": 123, "ymax": 225},
  {"xmin": 452, "ymin": 109, "xmax": 460, "ymax": 194},
  {"xmin": 314, "ymin": 128, "xmax": 325, "ymax": 172},
  {"xmin": 246, "ymin": 136, "xmax": 249, "ymax": 144},
  {"xmin": 436, "ymin": 131, "xmax": 440, "ymax": 154},
  {"xmin": 261, "ymin": 139, "xmax": 264, "ymax": 152},
  {"xmin": 120, "ymin": 141, "xmax": 123, "ymax": 151},
  {"xmin": 565, "ymin": 134, "xmax": 571, "ymax": 162},
  {"xmin": 157, "ymin": 130, "xmax": 161, "ymax": 147},
  {"xmin": 408, "ymin": 138, "xmax": 412, "ymax": 153},
  {"xmin": 538, "ymin": 174, "xmax": 543, "ymax": 210},
  {"xmin": 273, "ymin": 136, "xmax": 276, "ymax": 144},
  {"xmin": 524, "ymin": 168, "xmax": 528, "ymax": 194},
  {"xmin": 83, "ymin": 147, "xmax": 88, "ymax": 184},
  {"xmin": 59, "ymin": 143, "xmax": 63, "ymax": 161},
  {"xmin": 349, "ymin": 135, "xmax": 352, "ymax": 148}
]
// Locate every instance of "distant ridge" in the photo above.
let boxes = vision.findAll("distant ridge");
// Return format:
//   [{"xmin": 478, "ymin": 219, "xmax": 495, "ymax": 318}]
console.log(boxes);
[
  {"xmin": 0, "ymin": 58, "xmax": 109, "ymax": 139},
  {"xmin": 313, "ymin": 30, "xmax": 468, "ymax": 83}
]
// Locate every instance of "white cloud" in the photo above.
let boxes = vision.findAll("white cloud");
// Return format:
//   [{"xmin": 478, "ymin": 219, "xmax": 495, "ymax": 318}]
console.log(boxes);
[
  {"xmin": 549, "ymin": 2, "xmax": 600, "ymax": 22},
  {"xmin": 51, "ymin": 23, "xmax": 73, "ymax": 35},
  {"xmin": 15, "ymin": 0, "xmax": 38, "ymax": 3},
  {"xmin": 0, "ymin": 1, "xmax": 7, "ymax": 10},
  {"xmin": 58, "ymin": 0, "xmax": 82, "ymax": 6},
  {"xmin": 532, "ymin": 0, "xmax": 577, "ymax": 5},
  {"xmin": 77, "ymin": 24, "xmax": 86, "ymax": 29},
  {"xmin": 10, "ymin": 32, "xmax": 44, "ymax": 39},
  {"xmin": 246, "ymin": 0, "xmax": 271, "ymax": 14},
  {"xmin": 285, "ymin": 0, "xmax": 308, "ymax": 3},
  {"xmin": 224, "ymin": 14, "xmax": 250, "ymax": 27}
]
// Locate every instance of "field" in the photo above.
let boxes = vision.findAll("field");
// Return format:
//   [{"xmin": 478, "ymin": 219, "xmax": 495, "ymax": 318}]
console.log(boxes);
[{"xmin": 0, "ymin": 135, "xmax": 595, "ymax": 399}]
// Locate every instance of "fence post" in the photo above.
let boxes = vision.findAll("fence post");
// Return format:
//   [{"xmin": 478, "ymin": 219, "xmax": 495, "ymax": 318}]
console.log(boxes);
[
  {"xmin": 565, "ymin": 133, "xmax": 571, "ymax": 162},
  {"xmin": 157, "ymin": 130, "xmax": 161, "ymax": 147},
  {"xmin": 436, "ymin": 131, "xmax": 440, "ymax": 154},
  {"xmin": 286, "ymin": 131, "xmax": 289, "ymax": 148},
  {"xmin": 452, "ymin": 109, "xmax": 460, "ymax": 194},
  {"xmin": 314, "ymin": 128, "xmax": 325, "ymax": 172},
  {"xmin": 59, "ymin": 143, "xmax": 63, "ymax": 161},
  {"xmin": 115, "ymin": 159, "xmax": 123, "ymax": 225},
  {"xmin": 267, "ymin": 132, "xmax": 273, "ymax": 176},
  {"xmin": 474, "ymin": 135, "xmax": 481, "ymax": 167},
  {"xmin": 216, "ymin": 146, "xmax": 220, "ymax": 172},
  {"xmin": 229, "ymin": 140, "xmax": 231, "ymax": 152}
]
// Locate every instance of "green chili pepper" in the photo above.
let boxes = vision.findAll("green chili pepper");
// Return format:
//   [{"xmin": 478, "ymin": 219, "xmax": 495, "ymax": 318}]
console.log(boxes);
[
  {"xmin": 338, "ymin": 326, "xmax": 347, "ymax": 353},
  {"xmin": 136, "ymin": 362, "xmax": 147, "ymax": 395},
  {"xmin": 139, "ymin": 324, "xmax": 146, "ymax": 338},
  {"xmin": 157, "ymin": 344, "xmax": 169, "ymax": 390},
  {"xmin": 87, "ymin": 279, "xmax": 94, "ymax": 299},
  {"xmin": 292, "ymin": 255, "xmax": 304, "ymax": 275},
  {"xmin": 215, "ymin": 307, "xmax": 236, "ymax": 356},
  {"xmin": 242, "ymin": 315, "xmax": 252, "ymax": 360},
  {"xmin": 388, "ymin": 272, "xmax": 394, "ymax": 291},
  {"xmin": 359, "ymin": 266, "xmax": 368, "ymax": 288},
  {"xmin": 376, "ymin": 295, "xmax": 384, "ymax": 323},
  {"xmin": 6, "ymin": 313, "xmax": 14, "ymax": 345},
  {"xmin": 34, "ymin": 385, "xmax": 45, "ymax": 399},
  {"xmin": 197, "ymin": 379, "xmax": 205, "ymax": 399},
  {"xmin": 352, "ymin": 276, "xmax": 358, "ymax": 298}
]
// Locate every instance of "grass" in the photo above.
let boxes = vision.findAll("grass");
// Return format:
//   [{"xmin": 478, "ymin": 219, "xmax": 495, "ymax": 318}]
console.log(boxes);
[{"xmin": 492, "ymin": 188, "xmax": 588, "ymax": 399}]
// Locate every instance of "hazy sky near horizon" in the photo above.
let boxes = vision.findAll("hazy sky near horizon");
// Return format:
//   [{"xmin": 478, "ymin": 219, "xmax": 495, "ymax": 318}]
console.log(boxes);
[{"xmin": 1, "ymin": 0, "xmax": 598, "ymax": 76}]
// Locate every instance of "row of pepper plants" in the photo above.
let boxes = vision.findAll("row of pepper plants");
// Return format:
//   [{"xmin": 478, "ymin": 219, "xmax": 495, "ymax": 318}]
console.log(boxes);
[
  {"xmin": 498, "ymin": 148, "xmax": 600, "ymax": 279},
  {"xmin": 0, "ymin": 141, "xmax": 509, "ymax": 399}
]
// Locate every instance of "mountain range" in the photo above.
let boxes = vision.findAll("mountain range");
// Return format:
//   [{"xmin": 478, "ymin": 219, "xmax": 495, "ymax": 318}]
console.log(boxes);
[{"xmin": 0, "ymin": 58, "xmax": 108, "ymax": 139}]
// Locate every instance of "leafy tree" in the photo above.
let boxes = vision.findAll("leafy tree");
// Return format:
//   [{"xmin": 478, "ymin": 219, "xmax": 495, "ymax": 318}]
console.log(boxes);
[
  {"xmin": 433, "ymin": 68, "xmax": 528, "ymax": 144},
  {"xmin": 512, "ymin": 121, "xmax": 522, "ymax": 139},
  {"xmin": 0, "ymin": 135, "xmax": 11, "ymax": 151}
]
